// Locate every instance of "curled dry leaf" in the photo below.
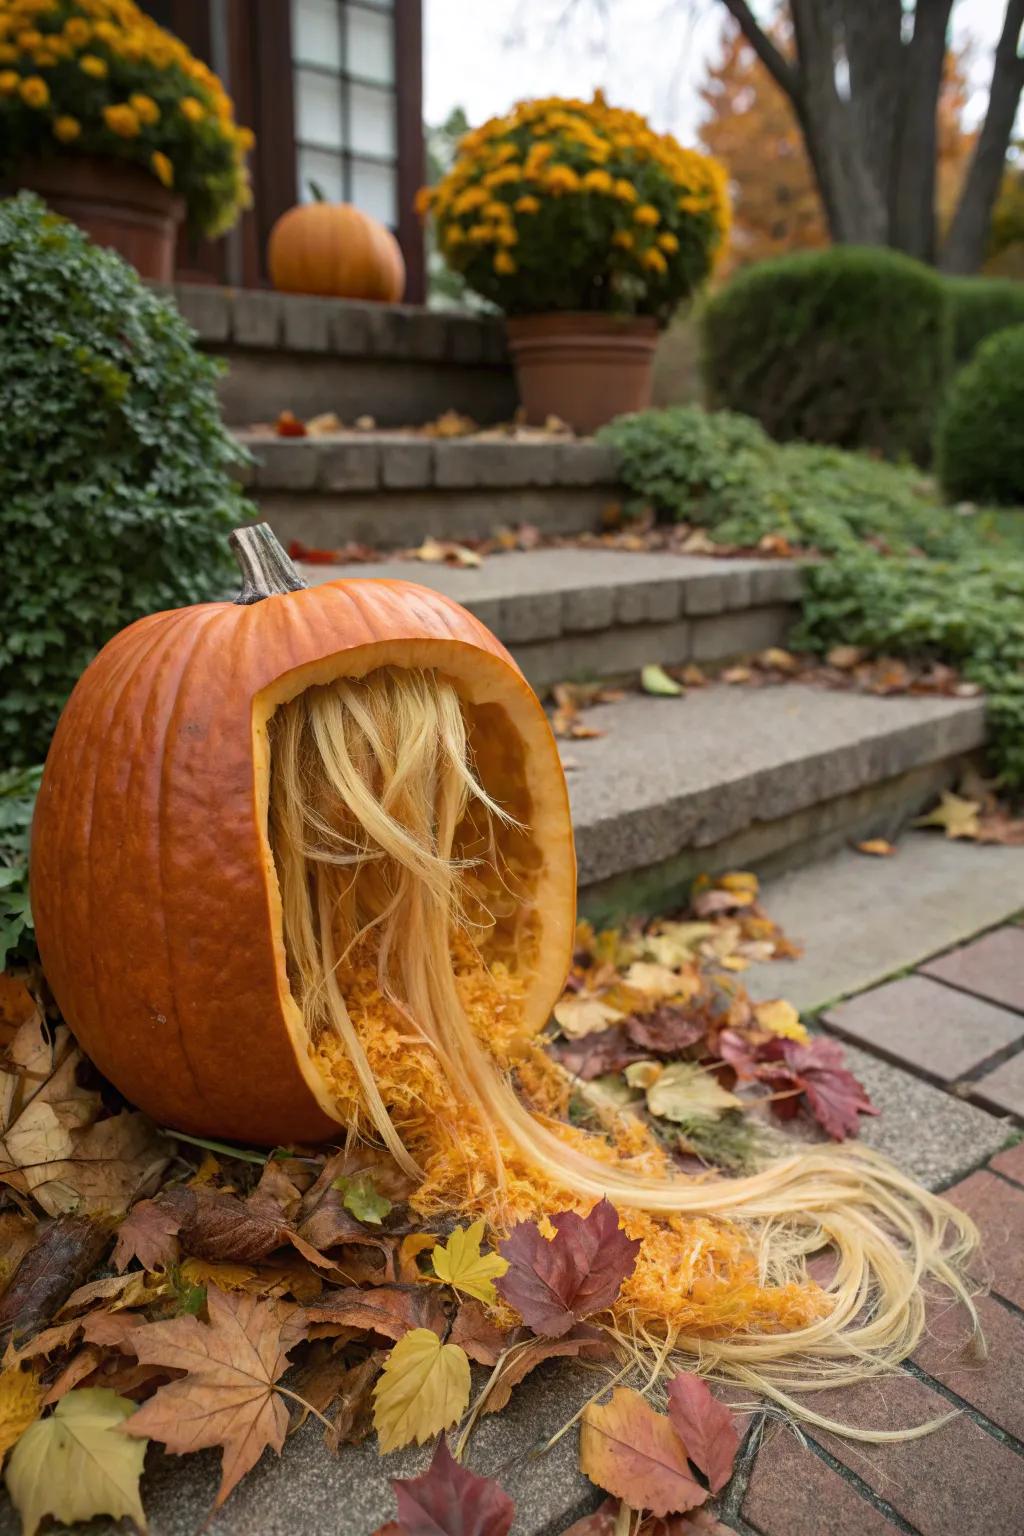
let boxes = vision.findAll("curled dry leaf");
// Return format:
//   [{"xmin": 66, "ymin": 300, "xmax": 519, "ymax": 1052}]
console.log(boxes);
[
  {"xmin": 430, "ymin": 1219, "xmax": 508, "ymax": 1306},
  {"xmin": 0, "ymin": 1363, "xmax": 41, "ymax": 1465},
  {"xmin": 579, "ymin": 1386, "xmax": 707, "ymax": 1518},
  {"xmin": 624, "ymin": 1005, "xmax": 706, "ymax": 1056},
  {"xmin": 324, "ymin": 1352, "xmax": 384, "ymax": 1452},
  {"xmin": 448, "ymin": 1298, "xmax": 512, "ymax": 1365},
  {"xmin": 125, "ymin": 1287, "xmax": 307, "ymax": 1508},
  {"xmin": 641, "ymin": 664, "xmax": 683, "ymax": 697},
  {"xmin": 0, "ymin": 1215, "xmax": 111, "ymax": 1349},
  {"xmin": 151, "ymin": 1186, "xmax": 337, "ymax": 1273},
  {"xmin": 306, "ymin": 1284, "xmax": 447, "ymax": 1343},
  {"xmin": 372, "ymin": 1328, "xmax": 471, "ymax": 1453},
  {"xmin": 5, "ymin": 1388, "xmax": 147, "ymax": 1536},
  {"xmin": 553, "ymin": 994, "xmax": 624, "ymax": 1040},
  {"xmin": 664, "ymin": 1373, "xmax": 739, "ymax": 1494},
  {"xmin": 855, "ymin": 838, "xmax": 896, "ymax": 858},
  {"xmin": 390, "ymin": 1436, "xmax": 515, "ymax": 1536},
  {"xmin": 496, "ymin": 1197, "xmax": 640, "ymax": 1337},
  {"xmin": 484, "ymin": 1324, "xmax": 610, "ymax": 1416},
  {"xmin": 112, "ymin": 1197, "xmax": 182, "ymax": 1273}
]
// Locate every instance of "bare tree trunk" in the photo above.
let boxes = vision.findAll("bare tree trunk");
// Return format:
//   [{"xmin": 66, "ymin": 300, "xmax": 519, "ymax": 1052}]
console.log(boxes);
[
  {"xmin": 888, "ymin": 0, "xmax": 954, "ymax": 262},
  {"xmin": 941, "ymin": 0, "xmax": 1024, "ymax": 273}
]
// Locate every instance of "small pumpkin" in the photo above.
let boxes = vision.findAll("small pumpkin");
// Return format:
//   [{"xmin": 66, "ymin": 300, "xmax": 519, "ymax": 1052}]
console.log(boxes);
[
  {"xmin": 268, "ymin": 183, "xmax": 405, "ymax": 302},
  {"xmin": 29, "ymin": 526, "xmax": 574, "ymax": 1145}
]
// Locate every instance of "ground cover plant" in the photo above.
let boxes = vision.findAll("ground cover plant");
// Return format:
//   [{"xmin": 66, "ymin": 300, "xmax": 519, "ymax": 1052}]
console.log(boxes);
[
  {"xmin": 0, "ymin": 193, "xmax": 249, "ymax": 764},
  {"xmin": 601, "ymin": 405, "xmax": 1024, "ymax": 789}
]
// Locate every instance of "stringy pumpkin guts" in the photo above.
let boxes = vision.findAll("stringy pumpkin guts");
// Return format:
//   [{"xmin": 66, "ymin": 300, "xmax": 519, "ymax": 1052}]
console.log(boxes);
[{"xmin": 267, "ymin": 665, "xmax": 977, "ymax": 1412}]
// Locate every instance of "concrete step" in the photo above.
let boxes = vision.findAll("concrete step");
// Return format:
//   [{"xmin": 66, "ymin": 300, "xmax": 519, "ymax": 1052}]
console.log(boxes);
[
  {"xmin": 238, "ymin": 432, "xmax": 620, "ymax": 547},
  {"xmin": 301, "ymin": 548, "xmax": 803, "ymax": 687},
  {"xmin": 569, "ymin": 685, "xmax": 988, "ymax": 924},
  {"xmin": 163, "ymin": 283, "xmax": 516, "ymax": 427}
]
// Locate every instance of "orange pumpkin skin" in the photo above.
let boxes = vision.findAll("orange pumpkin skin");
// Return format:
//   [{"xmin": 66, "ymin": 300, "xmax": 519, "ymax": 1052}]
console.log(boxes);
[
  {"xmin": 30, "ymin": 570, "xmax": 575, "ymax": 1146},
  {"xmin": 268, "ymin": 200, "xmax": 405, "ymax": 302}
]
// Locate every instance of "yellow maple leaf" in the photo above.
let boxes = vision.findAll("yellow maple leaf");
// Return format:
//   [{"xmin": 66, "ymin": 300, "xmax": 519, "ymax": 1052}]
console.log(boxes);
[
  {"xmin": 914, "ymin": 791, "xmax": 981, "ymax": 840},
  {"xmin": 372, "ymin": 1328, "xmax": 470, "ymax": 1452},
  {"xmin": 0, "ymin": 1365, "xmax": 41, "ymax": 1467},
  {"xmin": 753, "ymin": 999, "xmax": 809, "ymax": 1043},
  {"xmin": 552, "ymin": 993, "xmax": 623, "ymax": 1039},
  {"xmin": 430, "ymin": 1218, "xmax": 508, "ymax": 1304},
  {"xmin": 5, "ymin": 1389, "xmax": 146, "ymax": 1536}
]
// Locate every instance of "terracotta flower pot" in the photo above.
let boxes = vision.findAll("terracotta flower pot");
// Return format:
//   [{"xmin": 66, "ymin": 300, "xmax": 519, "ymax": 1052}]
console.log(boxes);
[
  {"xmin": 10, "ymin": 155, "xmax": 185, "ymax": 281},
  {"xmin": 505, "ymin": 312, "xmax": 659, "ymax": 435}
]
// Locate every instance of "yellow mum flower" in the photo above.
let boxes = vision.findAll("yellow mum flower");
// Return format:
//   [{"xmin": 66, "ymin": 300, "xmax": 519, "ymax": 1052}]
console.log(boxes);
[
  {"xmin": 79, "ymin": 53, "xmax": 107, "ymax": 77},
  {"xmin": 611, "ymin": 229, "xmax": 634, "ymax": 250},
  {"xmin": 0, "ymin": 44, "xmax": 15, "ymax": 62},
  {"xmin": 103, "ymin": 103, "xmax": 140, "ymax": 138},
  {"xmin": 16, "ymin": 29, "xmax": 43, "ymax": 50},
  {"xmin": 64, "ymin": 17, "xmax": 91, "ymax": 45},
  {"xmin": 467, "ymin": 223, "xmax": 494, "ymax": 243},
  {"xmin": 494, "ymin": 225, "xmax": 518, "ymax": 246},
  {"xmin": 491, "ymin": 141, "xmax": 518, "ymax": 164},
  {"xmin": 0, "ymin": 70, "xmax": 19, "ymax": 94},
  {"xmin": 19, "ymin": 74, "xmax": 48, "ymax": 107},
  {"xmin": 453, "ymin": 185, "xmax": 488, "ymax": 215},
  {"xmin": 657, "ymin": 231, "xmax": 680, "ymax": 253},
  {"xmin": 179, "ymin": 95, "xmax": 205, "ymax": 123},
  {"xmin": 613, "ymin": 178, "xmax": 638, "ymax": 203},
  {"xmin": 582, "ymin": 168, "xmax": 613, "ymax": 193},
  {"xmin": 481, "ymin": 163, "xmax": 520, "ymax": 189},
  {"xmin": 634, "ymin": 203, "xmax": 660, "ymax": 226},
  {"xmin": 544, "ymin": 164, "xmax": 580, "ymax": 194},
  {"xmin": 150, "ymin": 150, "xmax": 174, "ymax": 188},
  {"xmin": 129, "ymin": 92, "xmax": 160, "ymax": 126},
  {"xmin": 494, "ymin": 250, "xmax": 517, "ymax": 275},
  {"xmin": 482, "ymin": 200, "xmax": 512, "ymax": 222},
  {"xmin": 678, "ymin": 192, "xmax": 710, "ymax": 213},
  {"xmin": 53, "ymin": 114, "xmax": 81, "ymax": 142},
  {"xmin": 514, "ymin": 194, "xmax": 540, "ymax": 214},
  {"xmin": 641, "ymin": 247, "xmax": 668, "ymax": 273},
  {"xmin": 444, "ymin": 225, "xmax": 466, "ymax": 247}
]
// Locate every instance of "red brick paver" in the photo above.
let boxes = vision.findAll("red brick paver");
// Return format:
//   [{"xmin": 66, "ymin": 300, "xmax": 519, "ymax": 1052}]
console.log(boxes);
[
  {"xmin": 912, "ymin": 1291, "xmax": 1024, "ymax": 1440},
  {"xmin": 822, "ymin": 975, "xmax": 1024, "ymax": 1082},
  {"xmin": 989, "ymin": 1138, "xmax": 1024, "ymax": 1183},
  {"xmin": 971, "ymin": 1050, "xmax": 1024, "ymax": 1117},
  {"xmin": 946, "ymin": 1169, "xmax": 1024, "ymax": 1308},
  {"xmin": 811, "ymin": 1372, "xmax": 1024, "ymax": 1536},
  {"xmin": 743, "ymin": 1427, "xmax": 900, "ymax": 1535},
  {"xmin": 921, "ymin": 926, "xmax": 1024, "ymax": 1013}
]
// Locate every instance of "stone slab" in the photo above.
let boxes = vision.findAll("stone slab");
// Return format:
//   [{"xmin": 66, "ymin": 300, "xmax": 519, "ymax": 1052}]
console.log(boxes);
[
  {"xmin": 562, "ymin": 686, "xmax": 987, "ymax": 888},
  {"xmin": 831, "ymin": 1041, "xmax": 1008, "ymax": 1189},
  {"xmin": 913, "ymin": 1291, "xmax": 1024, "ymax": 1440},
  {"xmin": 921, "ymin": 926, "xmax": 1024, "ymax": 1014},
  {"xmin": 989, "ymin": 1138, "xmax": 1024, "ymax": 1182},
  {"xmin": 946, "ymin": 1169, "xmax": 1024, "ymax": 1307},
  {"xmin": 971, "ymin": 1049, "xmax": 1024, "ymax": 1117},
  {"xmin": 822, "ymin": 975, "xmax": 1024, "ymax": 1084},
  {"xmin": 810, "ymin": 1371, "xmax": 1024, "ymax": 1536},
  {"xmin": 744, "ymin": 836, "xmax": 1024, "ymax": 1014},
  {"xmin": 743, "ymin": 1426, "xmax": 901, "ymax": 1536}
]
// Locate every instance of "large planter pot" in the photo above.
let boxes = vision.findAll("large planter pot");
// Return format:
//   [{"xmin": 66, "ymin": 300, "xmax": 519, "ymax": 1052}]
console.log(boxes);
[
  {"xmin": 9, "ymin": 155, "xmax": 184, "ymax": 281},
  {"xmin": 505, "ymin": 312, "xmax": 659, "ymax": 435}
]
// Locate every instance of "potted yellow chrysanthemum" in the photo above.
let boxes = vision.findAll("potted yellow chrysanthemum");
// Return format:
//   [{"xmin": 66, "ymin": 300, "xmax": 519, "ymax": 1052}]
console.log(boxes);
[
  {"xmin": 0, "ymin": 0, "xmax": 253, "ymax": 278},
  {"xmin": 418, "ymin": 92, "xmax": 730, "ymax": 433}
]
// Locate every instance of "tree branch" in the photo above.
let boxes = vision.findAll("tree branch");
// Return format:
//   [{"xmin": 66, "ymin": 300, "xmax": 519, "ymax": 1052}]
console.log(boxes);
[{"xmin": 720, "ymin": 0, "xmax": 802, "ymax": 104}]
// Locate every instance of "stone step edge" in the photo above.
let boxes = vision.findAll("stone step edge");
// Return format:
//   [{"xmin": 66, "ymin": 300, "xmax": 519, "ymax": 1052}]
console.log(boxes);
[
  {"xmin": 234, "ymin": 431, "xmax": 618, "ymax": 493},
  {"xmin": 156, "ymin": 281, "xmax": 507, "ymax": 367}
]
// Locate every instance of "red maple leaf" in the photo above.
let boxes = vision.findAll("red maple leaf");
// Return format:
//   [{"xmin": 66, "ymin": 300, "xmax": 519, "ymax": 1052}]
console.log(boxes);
[
  {"xmin": 496, "ymin": 1198, "xmax": 640, "ymax": 1337},
  {"xmin": 777, "ymin": 1037, "xmax": 878, "ymax": 1139},
  {"xmin": 389, "ymin": 1436, "xmax": 514, "ymax": 1536}
]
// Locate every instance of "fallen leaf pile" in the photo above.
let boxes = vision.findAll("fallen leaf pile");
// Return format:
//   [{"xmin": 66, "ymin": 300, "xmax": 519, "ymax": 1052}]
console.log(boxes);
[
  {"xmin": 914, "ymin": 786, "xmax": 1024, "ymax": 845},
  {"xmin": 0, "ymin": 872, "xmax": 860, "ymax": 1532}
]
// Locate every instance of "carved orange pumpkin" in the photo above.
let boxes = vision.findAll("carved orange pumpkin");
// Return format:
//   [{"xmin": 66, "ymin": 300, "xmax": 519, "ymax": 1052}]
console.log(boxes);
[
  {"xmin": 30, "ymin": 526, "xmax": 574, "ymax": 1145},
  {"xmin": 267, "ymin": 186, "xmax": 405, "ymax": 303}
]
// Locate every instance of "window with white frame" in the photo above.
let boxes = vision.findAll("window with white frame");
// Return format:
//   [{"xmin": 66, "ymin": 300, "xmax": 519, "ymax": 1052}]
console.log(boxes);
[{"xmin": 290, "ymin": 0, "xmax": 398, "ymax": 227}]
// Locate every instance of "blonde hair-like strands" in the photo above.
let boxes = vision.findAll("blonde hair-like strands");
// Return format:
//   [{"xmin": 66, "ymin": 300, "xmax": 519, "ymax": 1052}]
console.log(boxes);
[{"xmin": 268, "ymin": 666, "xmax": 980, "ymax": 1436}]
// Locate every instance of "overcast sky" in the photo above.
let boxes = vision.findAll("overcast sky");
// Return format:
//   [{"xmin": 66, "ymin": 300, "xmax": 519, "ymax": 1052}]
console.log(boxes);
[{"xmin": 424, "ymin": 0, "xmax": 1016, "ymax": 143}]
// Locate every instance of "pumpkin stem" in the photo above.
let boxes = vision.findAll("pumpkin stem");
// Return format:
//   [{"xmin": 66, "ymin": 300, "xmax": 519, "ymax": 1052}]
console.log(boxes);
[
  {"xmin": 230, "ymin": 523, "xmax": 309, "ymax": 605},
  {"xmin": 307, "ymin": 179, "xmax": 327, "ymax": 204}
]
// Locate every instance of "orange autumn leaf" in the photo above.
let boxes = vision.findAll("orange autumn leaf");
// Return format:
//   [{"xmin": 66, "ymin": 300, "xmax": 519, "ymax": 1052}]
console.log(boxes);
[{"xmin": 580, "ymin": 1387, "xmax": 707, "ymax": 1518}]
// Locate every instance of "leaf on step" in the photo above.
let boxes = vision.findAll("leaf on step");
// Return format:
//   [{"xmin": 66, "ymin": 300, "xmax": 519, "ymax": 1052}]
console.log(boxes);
[
  {"xmin": 752, "ymin": 999, "xmax": 808, "ymax": 1043},
  {"xmin": 0, "ymin": 1215, "xmax": 111, "ymax": 1350},
  {"xmin": 855, "ymin": 838, "xmax": 896, "ymax": 857},
  {"xmin": 484, "ymin": 1324, "xmax": 611, "ymax": 1415},
  {"xmin": 325, "ymin": 1352, "xmax": 384, "ymax": 1452},
  {"xmin": 5, "ymin": 1388, "xmax": 147, "ymax": 1536},
  {"xmin": 665, "ymin": 1372, "xmax": 739, "ymax": 1494},
  {"xmin": 641, "ymin": 664, "xmax": 683, "ymax": 697},
  {"xmin": 430, "ymin": 1219, "xmax": 508, "ymax": 1305},
  {"xmin": 561, "ymin": 1498, "xmax": 620, "ymax": 1536},
  {"xmin": 776, "ymin": 1037, "xmax": 877, "ymax": 1140},
  {"xmin": 645, "ymin": 1063, "xmax": 741, "ymax": 1125},
  {"xmin": 579, "ymin": 1386, "xmax": 707, "ymax": 1517},
  {"xmin": 305, "ymin": 1284, "xmax": 447, "ymax": 1343},
  {"xmin": 125, "ymin": 1288, "xmax": 306, "ymax": 1508},
  {"xmin": 449, "ymin": 1299, "xmax": 513, "ymax": 1365},
  {"xmin": 914, "ymin": 791, "xmax": 981, "ymax": 840},
  {"xmin": 372, "ymin": 1328, "xmax": 471, "ymax": 1452},
  {"xmin": 390, "ymin": 1436, "xmax": 515, "ymax": 1536},
  {"xmin": 496, "ymin": 1197, "xmax": 639, "ymax": 1336}
]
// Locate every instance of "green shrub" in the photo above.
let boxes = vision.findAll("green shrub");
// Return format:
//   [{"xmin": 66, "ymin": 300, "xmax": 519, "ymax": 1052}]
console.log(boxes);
[
  {"xmin": 0, "ymin": 193, "xmax": 249, "ymax": 765},
  {"xmin": 0, "ymin": 766, "xmax": 41, "ymax": 969},
  {"xmin": 937, "ymin": 325, "xmax": 1024, "ymax": 506},
  {"xmin": 700, "ymin": 247, "xmax": 951, "ymax": 461},
  {"xmin": 946, "ymin": 276, "xmax": 1024, "ymax": 369}
]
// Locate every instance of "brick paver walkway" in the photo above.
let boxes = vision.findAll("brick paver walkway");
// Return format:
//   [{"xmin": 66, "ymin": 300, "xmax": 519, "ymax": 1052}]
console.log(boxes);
[{"xmin": 718, "ymin": 924, "xmax": 1024, "ymax": 1536}]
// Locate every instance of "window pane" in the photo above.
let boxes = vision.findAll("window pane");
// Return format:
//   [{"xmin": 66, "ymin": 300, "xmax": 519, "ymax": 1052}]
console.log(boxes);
[
  {"xmin": 351, "ymin": 157, "xmax": 397, "ymax": 225},
  {"xmin": 297, "ymin": 147, "xmax": 345, "ymax": 204},
  {"xmin": 295, "ymin": 68, "xmax": 344, "ymax": 149},
  {"xmin": 348, "ymin": 80, "xmax": 395, "ymax": 156},
  {"xmin": 291, "ymin": 0, "xmax": 342, "ymax": 69},
  {"xmin": 344, "ymin": 4, "xmax": 394, "ymax": 84}
]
